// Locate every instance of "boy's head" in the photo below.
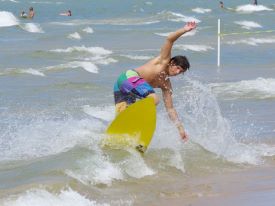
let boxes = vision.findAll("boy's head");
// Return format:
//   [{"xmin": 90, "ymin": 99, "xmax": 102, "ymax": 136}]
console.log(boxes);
[{"xmin": 168, "ymin": 55, "xmax": 190, "ymax": 76}]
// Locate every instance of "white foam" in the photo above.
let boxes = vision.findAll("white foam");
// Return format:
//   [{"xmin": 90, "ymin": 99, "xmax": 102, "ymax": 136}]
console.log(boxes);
[
  {"xmin": 107, "ymin": 20, "xmax": 159, "ymax": 25},
  {"xmin": 66, "ymin": 148, "xmax": 154, "ymax": 186},
  {"xmin": 120, "ymin": 54, "xmax": 153, "ymax": 60},
  {"xmin": 48, "ymin": 46, "xmax": 114, "ymax": 68},
  {"xmin": 210, "ymin": 77, "xmax": 275, "ymax": 100},
  {"xmin": 66, "ymin": 152, "xmax": 124, "ymax": 186},
  {"xmin": 50, "ymin": 46, "xmax": 112, "ymax": 56},
  {"xmin": 82, "ymin": 105, "xmax": 115, "ymax": 121},
  {"xmin": 20, "ymin": 23, "xmax": 44, "ymax": 33},
  {"xmin": 58, "ymin": 61, "xmax": 99, "ymax": 73},
  {"xmin": 165, "ymin": 151, "xmax": 185, "ymax": 172},
  {"xmin": 50, "ymin": 22, "xmax": 77, "ymax": 26},
  {"xmin": 73, "ymin": 61, "xmax": 99, "ymax": 73},
  {"xmin": 246, "ymin": 144, "xmax": 275, "ymax": 158},
  {"xmin": 1, "ymin": 188, "xmax": 106, "ymax": 206},
  {"xmin": 221, "ymin": 141, "xmax": 275, "ymax": 164},
  {"xmin": 120, "ymin": 149, "xmax": 155, "ymax": 178},
  {"xmin": 145, "ymin": 1, "xmax": 152, "ymax": 5},
  {"xmin": 169, "ymin": 78, "xmax": 268, "ymax": 165},
  {"xmin": 20, "ymin": 68, "xmax": 45, "ymax": 76},
  {"xmin": 174, "ymin": 44, "xmax": 214, "ymax": 52},
  {"xmin": 96, "ymin": 58, "xmax": 117, "ymax": 65},
  {"xmin": 6, "ymin": 0, "xmax": 19, "ymax": 3},
  {"xmin": 149, "ymin": 115, "xmax": 187, "ymax": 171},
  {"xmin": 81, "ymin": 57, "xmax": 117, "ymax": 65},
  {"xmin": 0, "ymin": 11, "xmax": 19, "ymax": 27},
  {"xmin": 68, "ymin": 32, "xmax": 82, "ymax": 40},
  {"xmin": 88, "ymin": 15, "xmax": 160, "ymax": 25},
  {"xmin": 151, "ymin": 111, "xmax": 180, "ymax": 150},
  {"xmin": 192, "ymin": 8, "xmax": 211, "ymax": 14},
  {"xmin": 236, "ymin": 4, "xmax": 272, "ymax": 13},
  {"xmin": 234, "ymin": 20, "xmax": 262, "ymax": 30},
  {"xmin": 0, "ymin": 68, "xmax": 45, "ymax": 77},
  {"xmin": 169, "ymin": 12, "xmax": 201, "ymax": 23},
  {"xmin": 82, "ymin": 27, "xmax": 94, "ymax": 34},
  {"xmin": 150, "ymin": 77, "xmax": 275, "ymax": 165},
  {"xmin": 48, "ymin": 45, "xmax": 116, "ymax": 68},
  {"xmin": 30, "ymin": 1, "xmax": 64, "ymax": 4},
  {"xmin": 0, "ymin": 118, "xmax": 104, "ymax": 161},
  {"xmin": 227, "ymin": 37, "xmax": 275, "ymax": 46}
]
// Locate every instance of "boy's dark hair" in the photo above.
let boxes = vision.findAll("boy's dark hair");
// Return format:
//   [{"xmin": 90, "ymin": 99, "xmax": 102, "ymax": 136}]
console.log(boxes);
[{"xmin": 170, "ymin": 55, "xmax": 190, "ymax": 71}]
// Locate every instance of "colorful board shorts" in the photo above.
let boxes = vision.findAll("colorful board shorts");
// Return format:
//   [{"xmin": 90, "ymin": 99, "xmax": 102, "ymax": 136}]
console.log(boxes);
[{"xmin": 114, "ymin": 70, "xmax": 155, "ymax": 106}]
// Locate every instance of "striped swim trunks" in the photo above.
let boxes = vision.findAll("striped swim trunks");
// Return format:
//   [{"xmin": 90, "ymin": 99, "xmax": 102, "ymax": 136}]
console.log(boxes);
[{"xmin": 113, "ymin": 70, "xmax": 155, "ymax": 105}]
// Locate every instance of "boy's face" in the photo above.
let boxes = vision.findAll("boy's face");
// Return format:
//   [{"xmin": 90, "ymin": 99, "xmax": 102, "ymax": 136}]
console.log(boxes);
[{"xmin": 168, "ymin": 64, "xmax": 186, "ymax": 76}]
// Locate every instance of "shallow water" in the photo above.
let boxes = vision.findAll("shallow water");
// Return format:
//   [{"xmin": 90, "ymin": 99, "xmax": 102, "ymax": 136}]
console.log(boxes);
[{"xmin": 1, "ymin": 0, "xmax": 275, "ymax": 205}]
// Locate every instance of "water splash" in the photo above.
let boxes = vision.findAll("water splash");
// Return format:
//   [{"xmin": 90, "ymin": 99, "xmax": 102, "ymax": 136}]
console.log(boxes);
[
  {"xmin": 1, "ymin": 188, "xmax": 108, "ymax": 206},
  {"xmin": 173, "ymin": 77, "xmax": 274, "ymax": 164},
  {"xmin": 0, "ymin": 11, "xmax": 19, "ymax": 27}
]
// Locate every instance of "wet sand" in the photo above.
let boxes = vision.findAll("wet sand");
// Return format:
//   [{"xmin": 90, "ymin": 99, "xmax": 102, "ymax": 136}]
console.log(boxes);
[{"xmin": 156, "ymin": 163, "xmax": 275, "ymax": 206}]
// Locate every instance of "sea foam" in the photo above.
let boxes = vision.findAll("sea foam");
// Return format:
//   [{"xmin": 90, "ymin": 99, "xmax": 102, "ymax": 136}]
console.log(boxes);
[
  {"xmin": 20, "ymin": 23, "xmax": 44, "ymax": 33},
  {"xmin": 68, "ymin": 32, "xmax": 82, "ymax": 40},
  {"xmin": 236, "ymin": 4, "xmax": 272, "ymax": 13},
  {"xmin": 82, "ymin": 27, "xmax": 94, "ymax": 34},
  {"xmin": 0, "ymin": 68, "xmax": 45, "ymax": 77},
  {"xmin": 171, "ymin": 78, "xmax": 272, "ymax": 165},
  {"xmin": 20, "ymin": 68, "xmax": 45, "ymax": 76},
  {"xmin": 169, "ymin": 12, "xmax": 201, "ymax": 23},
  {"xmin": 0, "ymin": 11, "xmax": 19, "ymax": 27},
  {"xmin": 120, "ymin": 54, "xmax": 153, "ymax": 60},
  {"xmin": 50, "ymin": 46, "xmax": 112, "ymax": 56},
  {"xmin": 210, "ymin": 77, "xmax": 275, "ymax": 100},
  {"xmin": 174, "ymin": 44, "xmax": 214, "ymax": 52},
  {"xmin": 0, "ymin": 117, "xmax": 104, "ymax": 161},
  {"xmin": 227, "ymin": 37, "xmax": 275, "ymax": 46},
  {"xmin": 1, "ymin": 188, "xmax": 106, "ymax": 206},
  {"xmin": 46, "ymin": 61, "xmax": 99, "ymax": 73},
  {"xmin": 82, "ymin": 105, "xmax": 115, "ymax": 121},
  {"xmin": 192, "ymin": 8, "xmax": 211, "ymax": 14},
  {"xmin": 234, "ymin": 20, "xmax": 262, "ymax": 30},
  {"xmin": 66, "ymin": 148, "xmax": 155, "ymax": 186}
]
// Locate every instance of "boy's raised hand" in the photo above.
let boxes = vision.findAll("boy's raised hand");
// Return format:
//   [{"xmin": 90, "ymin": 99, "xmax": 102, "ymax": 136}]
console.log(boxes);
[{"xmin": 183, "ymin": 21, "xmax": 197, "ymax": 32}]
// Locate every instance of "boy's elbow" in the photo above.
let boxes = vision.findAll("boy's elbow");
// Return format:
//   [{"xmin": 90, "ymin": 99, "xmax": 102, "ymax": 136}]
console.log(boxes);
[{"xmin": 166, "ymin": 36, "xmax": 174, "ymax": 43}]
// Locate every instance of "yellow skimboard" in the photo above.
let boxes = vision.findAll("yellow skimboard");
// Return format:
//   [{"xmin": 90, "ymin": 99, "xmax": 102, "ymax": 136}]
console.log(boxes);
[{"xmin": 103, "ymin": 97, "xmax": 156, "ymax": 153}]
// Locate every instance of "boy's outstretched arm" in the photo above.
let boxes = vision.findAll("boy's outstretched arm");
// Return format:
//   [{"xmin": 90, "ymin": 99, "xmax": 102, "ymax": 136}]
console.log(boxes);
[
  {"xmin": 162, "ymin": 83, "xmax": 188, "ymax": 141},
  {"xmin": 159, "ymin": 22, "xmax": 197, "ymax": 62}
]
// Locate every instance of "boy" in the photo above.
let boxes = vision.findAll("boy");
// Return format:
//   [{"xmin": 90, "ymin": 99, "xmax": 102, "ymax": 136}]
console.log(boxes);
[
  {"xmin": 113, "ymin": 22, "xmax": 196, "ymax": 140},
  {"xmin": 28, "ymin": 7, "xmax": 35, "ymax": 18}
]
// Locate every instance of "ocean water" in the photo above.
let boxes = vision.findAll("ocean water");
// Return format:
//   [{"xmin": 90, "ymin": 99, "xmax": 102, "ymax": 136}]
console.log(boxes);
[{"xmin": 1, "ymin": 0, "xmax": 275, "ymax": 205}]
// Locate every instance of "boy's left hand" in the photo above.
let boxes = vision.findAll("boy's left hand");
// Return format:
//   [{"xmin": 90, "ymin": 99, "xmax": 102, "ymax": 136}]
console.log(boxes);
[{"xmin": 183, "ymin": 21, "xmax": 197, "ymax": 32}]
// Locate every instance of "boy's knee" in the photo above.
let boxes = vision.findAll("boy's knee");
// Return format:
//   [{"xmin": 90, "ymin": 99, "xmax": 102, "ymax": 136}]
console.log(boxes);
[
  {"xmin": 147, "ymin": 93, "xmax": 159, "ymax": 105},
  {"xmin": 115, "ymin": 101, "xmax": 128, "ymax": 114}
]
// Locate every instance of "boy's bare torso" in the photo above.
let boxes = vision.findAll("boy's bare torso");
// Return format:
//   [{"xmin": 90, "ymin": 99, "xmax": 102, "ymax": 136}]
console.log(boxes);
[{"xmin": 135, "ymin": 56, "xmax": 170, "ymax": 90}]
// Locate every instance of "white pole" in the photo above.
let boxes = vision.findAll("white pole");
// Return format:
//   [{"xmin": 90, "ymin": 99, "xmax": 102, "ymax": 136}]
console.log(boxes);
[{"xmin": 217, "ymin": 19, "xmax": 221, "ymax": 67}]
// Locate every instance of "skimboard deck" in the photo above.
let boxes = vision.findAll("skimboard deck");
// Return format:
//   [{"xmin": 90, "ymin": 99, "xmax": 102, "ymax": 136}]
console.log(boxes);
[{"xmin": 103, "ymin": 97, "xmax": 156, "ymax": 153}]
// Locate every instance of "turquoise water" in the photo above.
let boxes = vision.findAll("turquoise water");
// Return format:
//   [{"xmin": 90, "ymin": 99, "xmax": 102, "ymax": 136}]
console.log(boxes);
[{"xmin": 1, "ymin": 0, "xmax": 275, "ymax": 205}]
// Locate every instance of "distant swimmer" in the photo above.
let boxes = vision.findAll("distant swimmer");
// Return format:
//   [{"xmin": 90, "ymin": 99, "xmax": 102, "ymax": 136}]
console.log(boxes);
[
  {"xmin": 253, "ymin": 0, "xmax": 258, "ymax": 5},
  {"xmin": 219, "ymin": 1, "xmax": 224, "ymax": 9},
  {"xmin": 59, "ymin": 10, "xmax": 72, "ymax": 16},
  {"xmin": 28, "ymin": 7, "xmax": 35, "ymax": 18},
  {"xmin": 113, "ymin": 22, "xmax": 197, "ymax": 141},
  {"xmin": 219, "ymin": 1, "xmax": 235, "ymax": 12},
  {"xmin": 20, "ymin": 11, "xmax": 27, "ymax": 18}
]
